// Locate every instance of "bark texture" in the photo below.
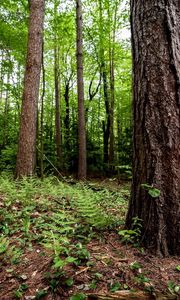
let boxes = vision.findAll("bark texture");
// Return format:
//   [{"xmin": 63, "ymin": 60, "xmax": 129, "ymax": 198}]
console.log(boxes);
[
  {"xmin": 15, "ymin": 0, "xmax": 45, "ymax": 177},
  {"xmin": 76, "ymin": 0, "xmax": 87, "ymax": 180},
  {"xmin": 98, "ymin": 0, "xmax": 110, "ymax": 165},
  {"xmin": 54, "ymin": 44, "xmax": 62, "ymax": 169},
  {"xmin": 126, "ymin": 0, "xmax": 180, "ymax": 256},
  {"xmin": 54, "ymin": 0, "xmax": 62, "ymax": 169}
]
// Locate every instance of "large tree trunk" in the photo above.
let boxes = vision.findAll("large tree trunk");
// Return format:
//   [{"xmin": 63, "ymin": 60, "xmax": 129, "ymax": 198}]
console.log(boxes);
[
  {"xmin": 15, "ymin": 0, "xmax": 45, "ymax": 177},
  {"xmin": 76, "ymin": 0, "xmax": 87, "ymax": 180},
  {"xmin": 126, "ymin": 0, "xmax": 180, "ymax": 256}
]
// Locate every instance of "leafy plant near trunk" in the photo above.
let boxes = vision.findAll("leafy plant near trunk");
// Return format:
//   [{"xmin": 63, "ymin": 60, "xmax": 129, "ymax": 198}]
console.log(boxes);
[
  {"xmin": 141, "ymin": 184, "xmax": 160, "ymax": 198},
  {"xmin": 118, "ymin": 217, "xmax": 142, "ymax": 245}
]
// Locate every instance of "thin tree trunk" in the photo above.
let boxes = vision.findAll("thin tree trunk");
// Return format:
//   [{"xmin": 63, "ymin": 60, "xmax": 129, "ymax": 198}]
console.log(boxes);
[
  {"xmin": 54, "ymin": 44, "xmax": 62, "ymax": 169},
  {"xmin": 64, "ymin": 80, "xmax": 70, "ymax": 152},
  {"xmin": 126, "ymin": 0, "xmax": 180, "ymax": 256},
  {"xmin": 54, "ymin": 0, "xmax": 62, "ymax": 169},
  {"xmin": 40, "ymin": 39, "xmax": 45, "ymax": 178},
  {"xmin": 0, "ymin": 50, "xmax": 4, "ymax": 104},
  {"xmin": 15, "ymin": 0, "xmax": 45, "ymax": 178},
  {"xmin": 76, "ymin": 0, "xmax": 87, "ymax": 180},
  {"xmin": 3, "ymin": 70, "xmax": 10, "ymax": 148},
  {"xmin": 109, "ymin": 1, "xmax": 119, "ymax": 165},
  {"xmin": 98, "ymin": 0, "xmax": 110, "ymax": 165}
]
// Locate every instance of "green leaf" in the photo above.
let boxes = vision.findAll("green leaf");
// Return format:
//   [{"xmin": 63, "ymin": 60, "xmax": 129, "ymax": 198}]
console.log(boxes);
[
  {"xmin": 141, "ymin": 183, "xmax": 151, "ymax": 189},
  {"xmin": 66, "ymin": 256, "xmax": 77, "ymax": 263},
  {"xmin": 174, "ymin": 285, "xmax": 180, "ymax": 293},
  {"xmin": 35, "ymin": 289, "xmax": 48, "ymax": 299},
  {"xmin": 175, "ymin": 265, "xmax": 180, "ymax": 272},
  {"xmin": 148, "ymin": 188, "xmax": 160, "ymax": 198},
  {"xmin": 94, "ymin": 272, "xmax": 103, "ymax": 279},
  {"xmin": 141, "ymin": 184, "xmax": 160, "ymax": 198},
  {"xmin": 109, "ymin": 282, "xmax": 121, "ymax": 292},
  {"xmin": 20, "ymin": 283, "xmax": 28, "ymax": 291},
  {"xmin": 65, "ymin": 277, "xmax": 74, "ymax": 287},
  {"xmin": 130, "ymin": 261, "xmax": 142, "ymax": 270},
  {"xmin": 70, "ymin": 293, "xmax": 87, "ymax": 300}
]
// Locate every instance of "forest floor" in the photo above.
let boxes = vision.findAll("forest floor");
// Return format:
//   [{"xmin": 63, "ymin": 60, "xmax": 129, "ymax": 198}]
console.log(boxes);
[{"xmin": 0, "ymin": 175, "xmax": 179, "ymax": 300}]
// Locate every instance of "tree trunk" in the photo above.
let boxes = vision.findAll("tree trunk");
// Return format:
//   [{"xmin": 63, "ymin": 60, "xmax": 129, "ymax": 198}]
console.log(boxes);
[
  {"xmin": 109, "ymin": 1, "xmax": 119, "ymax": 166},
  {"xmin": 54, "ymin": 44, "xmax": 62, "ymax": 169},
  {"xmin": 98, "ymin": 0, "xmax": 110, "ymax": 166},
  {"xmin": 76, "ymin": 0, "xmax": 87, "ymax": 180},
  {"xmin": 64, "ymin": 80, "xmax": 70, "ymax": 152},
  {"xmin": 40, "ymin": 39, "xmax": 45, "ymax": 178},
  {"xmin": 3, "ymin": 69, "xmax": 10, "ymax": 148},
  {"xmin": 0, "ymin": 50, "xmax": 4, "ymax": 104},
  {"xmin": 15, "ymin": 0, "xmax": 45, "ymax": 178},
  {"xmin": 126, "ymin": 0, "xmax": 180, "ymax": 256},
  {"xmin": 54, "ymin": 0, "xmax": 62, "ymax": 170}
]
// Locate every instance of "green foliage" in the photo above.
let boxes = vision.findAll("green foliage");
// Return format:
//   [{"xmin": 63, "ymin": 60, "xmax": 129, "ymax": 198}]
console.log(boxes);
[
  {"xmin": 0, "ymin": 0, "xmax": 132, "ymax": 175},
  {"xmin": 70, "ymin": 293, "xmax": 87, "ymax": 300},
  {"xmin": 71, "ymin": 189, "xmax": 111, "ymax": 228},
  {"xmin": 0, "ymin": 174, "xmax": 128, "ymax": 291},
  {"xmin": 109, "ymin": 282, "xmax": 122, "ymax": 292},
  {"xmin": 0, "ymin": 146, "xmax": 17, "ymax": 171},
  {"xmin": 35, "ymin": 289, "xmax": 48, "ymax": 299},
  {"xmin": 0, "ymin": 236, "xmax": 9, "ymax": 254},
  {"xmin": 167, "ymin": 281, "xmax": 180, "ymax": 295},
  {"xmin": 175, "ymin": 265, "xmax": 180, "ymax": 272},
  {"xmin": 14, "ymin": 283, "xmax": 28, "ymax": 299},
  {"xmin": 118, "ymin": 217, "xmax": 142, "ymax": 245},
  {"xmin": 134, "ymin": 274, "xmax": 151, "ymax": 284},
  {"xmin": 141, "ymin": 184, "xmax": 160, "ymax": 198},
  {"xmin": 130, "ymin": 261, "xmax": 142, "ymax": 270}
]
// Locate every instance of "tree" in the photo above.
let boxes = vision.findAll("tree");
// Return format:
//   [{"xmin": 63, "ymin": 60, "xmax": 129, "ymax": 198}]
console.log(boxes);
[
  {"xmin": 76, "ymin": 0, "xmax": 87, "ymax": 180},
  {"xmin": 0, "ymin": 0, "xmax": 131, "ymax": 175},
  {"xmin": 15, "ymin": 0, "xmax": 45, "ymax": 177},
  {"xmin": 126, "ymin": 0, "xmax": 180, "ymax": 256},
  {"xmin": 54, "ymin": 0, "xmax": 62, "ymax": 169}
]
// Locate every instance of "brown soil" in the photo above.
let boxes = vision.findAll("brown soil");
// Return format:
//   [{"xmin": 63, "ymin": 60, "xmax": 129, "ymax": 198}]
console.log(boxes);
[
  {"xmin": 0, "ymin": 178, "xmax": 179, "ymax": 300},
  {"xmin": 0, "ymin": 232, "xmax": 179, "ymax": 300}
]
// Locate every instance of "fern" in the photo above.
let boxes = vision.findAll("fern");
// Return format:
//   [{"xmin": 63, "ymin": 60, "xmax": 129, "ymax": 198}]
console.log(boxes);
[
  {"xmin": 41, "ymin": 209, "xmax": 76, "ymax": 251},
  {"xmin": 71, "ymin": 189, "xmax": 114, "ymax": 229}
]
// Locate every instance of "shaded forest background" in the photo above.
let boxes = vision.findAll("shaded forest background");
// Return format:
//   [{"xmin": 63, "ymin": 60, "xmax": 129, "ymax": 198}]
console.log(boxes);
[{"xmin": 0, "ymin": 0, "xmax": 132, "ymax": 177}]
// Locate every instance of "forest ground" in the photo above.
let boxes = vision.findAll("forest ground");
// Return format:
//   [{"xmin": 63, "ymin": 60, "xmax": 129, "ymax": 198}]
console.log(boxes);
[{"xmin": 0, "ymin": 175, "xmax": 179, "ymax": 300}]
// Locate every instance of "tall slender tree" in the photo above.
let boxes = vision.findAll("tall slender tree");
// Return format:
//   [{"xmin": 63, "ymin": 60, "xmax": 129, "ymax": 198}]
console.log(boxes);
[
  {"xmin": 76, "ymin": 0, "xmax": 87, "ymax": 180},
  {"xmin": 98, "ymin": 0, "xmax": 110, "ymax": 165},
  {"xmin": 54, "ymin": 0, "xmax": 62, "ymax": 169},
  {"xmin": 126, "ymin": 0, "xmax": 180, "ymax": 256},
  {"xmin": 15, "ymin": 0, "xmax": 45, "ymax": 177}
]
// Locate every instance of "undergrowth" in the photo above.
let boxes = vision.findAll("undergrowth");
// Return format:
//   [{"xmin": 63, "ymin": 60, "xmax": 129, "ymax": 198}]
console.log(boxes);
[
  {"xmin": 0, "ymin": 174, "xmax": 128, "ymax": 270},
  {"xmin": 0, "ymin": 174, "xmax": 179, "ymax": 298}
]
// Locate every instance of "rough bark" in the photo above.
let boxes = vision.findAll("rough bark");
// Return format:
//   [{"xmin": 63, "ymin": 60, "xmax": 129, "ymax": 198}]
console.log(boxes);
[
  {"xmin": 64, "ymin": 80, "xmax": 70, "ymax": 151},
  {"xmin": 15, "ymin": 0, "xmax": 45, "ymax": 177},
  {"xmin": 3, "ymin": 69, "xmax": 9, "ymax": 148},
  {"xmin": 108, "ymin": 1, "xmax": 118, "ymax": 166},
  {"xmin": 54, "ymin": 44, "xmax": 62, "ymax": 169},
  {"xmin": 76, "ymin": 0, "xmax": 87, "ymax": 180},
  {"xmin": 54, "ymin": 0, "xmax": 62, "ymax": 169},
  {"xmin": 98, "ymin": 0, "xmax": 110, "ymax": 165},
  {"xmin": 0, "ymin": 50, "xmax": 4, "ymax": 105},
  {"xmin": 126, "ymin": 0, "xmax": 180, "ymax": 256},
  {"xmin": 40, "ymin": 39, "xmax": 45, "ymax": 178}
]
